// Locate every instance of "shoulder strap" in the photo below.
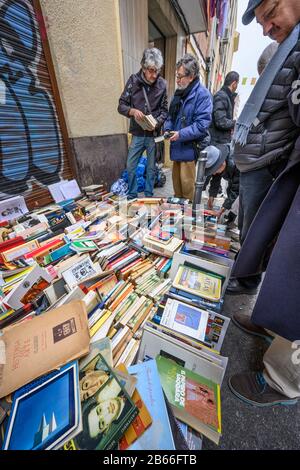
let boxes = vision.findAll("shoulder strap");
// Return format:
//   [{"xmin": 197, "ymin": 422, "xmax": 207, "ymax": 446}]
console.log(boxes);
[{"xmin": 142, "ymin": 86, "xmax": 152, "ymax": 114}]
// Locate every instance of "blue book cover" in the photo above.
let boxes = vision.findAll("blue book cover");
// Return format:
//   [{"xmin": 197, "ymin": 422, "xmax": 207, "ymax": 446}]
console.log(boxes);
[
  {"xmin": 2, "ymin": 361, "xmax": 81, "ymax": 450},
  {"xmin": 128, "ymin": 360, "xmax": 175, "ymax": 450}
]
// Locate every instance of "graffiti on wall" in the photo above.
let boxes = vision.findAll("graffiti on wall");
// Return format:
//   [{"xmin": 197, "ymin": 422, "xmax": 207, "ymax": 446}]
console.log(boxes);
[{"xmin": 0, "ymin": 0, "xmax": 63, "ymax": 196}]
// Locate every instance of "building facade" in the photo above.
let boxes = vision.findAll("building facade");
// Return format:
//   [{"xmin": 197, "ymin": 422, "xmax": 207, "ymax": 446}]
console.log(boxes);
[{"xmin": 0, "ymin": 0, "xmax": 239, "ymax": 205}]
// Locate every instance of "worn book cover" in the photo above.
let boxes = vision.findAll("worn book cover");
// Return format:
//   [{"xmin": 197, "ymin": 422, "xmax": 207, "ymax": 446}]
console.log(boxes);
[
  {"xmin": 173, "ymin": 264, "xmax": 222, "ymax": 302},
  {"xmin": 156, "ymin": 355, "xmax": 221, "ymax": 445},
  {"xmin": 118, "ymin": 367, "xmax": 152, "ymax": 450},
  {"xmin": 64, "ymin": 353, "xmax": 138, "ymax": 450}
]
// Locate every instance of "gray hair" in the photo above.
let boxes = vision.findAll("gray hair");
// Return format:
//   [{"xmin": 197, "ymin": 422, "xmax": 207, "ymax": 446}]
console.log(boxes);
[
  {"xmin": 176, "ymin": 53, "xmax": 200, "ymax": 79},
  {"xmin": 141, "ymin": 48, "xmax": 163, "ymax": 70},
  {"xmin": 257, "ymin": 42, "xmax": 278, "ymax": 75}
]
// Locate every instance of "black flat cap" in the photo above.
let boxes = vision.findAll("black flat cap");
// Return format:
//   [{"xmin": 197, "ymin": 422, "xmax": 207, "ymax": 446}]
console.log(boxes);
[{"xmin": 242, "ymin": 0, "xmax": 264, "ymax": 25}]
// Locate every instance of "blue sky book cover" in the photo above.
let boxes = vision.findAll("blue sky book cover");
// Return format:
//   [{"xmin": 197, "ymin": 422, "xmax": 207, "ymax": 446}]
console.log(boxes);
[{"xmin": 2, "ymin": 361, "xmax": 80, "ymax": 450}]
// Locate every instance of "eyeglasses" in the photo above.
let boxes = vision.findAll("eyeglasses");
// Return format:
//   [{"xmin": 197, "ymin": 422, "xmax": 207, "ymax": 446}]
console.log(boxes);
[
  {"xmin": 145, "ymin": 67, "xmax": 160, "ymax": 75},
  {"xmin": 176, "ymin": 73, "xmax": 188, "ymax": 80}
]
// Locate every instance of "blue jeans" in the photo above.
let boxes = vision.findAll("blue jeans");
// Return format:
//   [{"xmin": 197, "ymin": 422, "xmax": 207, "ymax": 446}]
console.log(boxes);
[
  {"xmin": 237, "ymin": 160, "xmax": 287, "ymax": 288},
  {"xmin": 127, "ymin": 136, "xmax": 156, "ymax": 198}
]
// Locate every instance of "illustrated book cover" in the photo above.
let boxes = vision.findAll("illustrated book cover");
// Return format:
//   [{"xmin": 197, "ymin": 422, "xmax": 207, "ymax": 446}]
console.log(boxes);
[
  {"xmin": 156, "ymin": 355, "xmax": 221, "ymax": 444},
  {"xmin": 64, "ymin": 353, "xmax": 138, "ymax": 450},
  {"xmin": 2, "ymin": 361, "xmax": 81, "ymax": 450}
]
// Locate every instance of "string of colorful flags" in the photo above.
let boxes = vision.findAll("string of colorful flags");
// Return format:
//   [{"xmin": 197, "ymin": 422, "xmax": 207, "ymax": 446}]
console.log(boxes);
[
  {"xmin": 217, "ymin": 73, "xmax": 258, "ymax": 87},
  {"xmin": 241, "ymin": 77, "xmax": 257, "ymax": 86}
]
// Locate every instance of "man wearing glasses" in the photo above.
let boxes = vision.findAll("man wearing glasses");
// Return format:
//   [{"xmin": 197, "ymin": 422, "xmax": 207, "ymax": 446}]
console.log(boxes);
[
  {"xmin": 164, "ymin": 54, "xmax": 212, "ymax": 202},
  {"xmin": 118, "ymin": 48, "xmax": 168, "ymax": 199}
]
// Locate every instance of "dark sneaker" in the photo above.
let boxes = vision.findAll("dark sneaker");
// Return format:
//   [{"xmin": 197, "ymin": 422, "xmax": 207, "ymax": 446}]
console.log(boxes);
[
  {"xmin": 226, "ymin": 279, "xmax": 258, "ymax": 296},
  {"xmin": 232, "ymin": 313, "xmax": 274, "ymax": 343},
  {"xmin": 229, "ymin": 371, "xmax": 299, "ymax": 407}
]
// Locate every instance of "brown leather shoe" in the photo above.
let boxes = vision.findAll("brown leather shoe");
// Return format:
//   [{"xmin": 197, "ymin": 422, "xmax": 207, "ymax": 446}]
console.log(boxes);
[
  {"xmin": 229, "ymin": 371, "xmax": 299, "ymax": 407},
  {"xmin": 232, "ymin": 313, "xmax": 274, "ymax": 343}
]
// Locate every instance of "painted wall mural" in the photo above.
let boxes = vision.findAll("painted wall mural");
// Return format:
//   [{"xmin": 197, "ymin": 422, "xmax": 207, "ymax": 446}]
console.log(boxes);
[{"xmin": 0, "ymin": 0, "xmax": 63, "ymax": 197}]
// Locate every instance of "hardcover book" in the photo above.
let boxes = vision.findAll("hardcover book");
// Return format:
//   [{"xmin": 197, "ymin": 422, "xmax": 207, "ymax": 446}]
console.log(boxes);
[{"xmin": 2, "ymin": 361, "xmax": 81, "ymax": 450}]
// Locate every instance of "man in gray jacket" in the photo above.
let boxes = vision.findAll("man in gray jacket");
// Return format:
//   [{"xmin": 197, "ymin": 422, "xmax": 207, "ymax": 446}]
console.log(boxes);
[{"xmin": 227, "ymin": 0, "xmax": 300, "ymax": 295}]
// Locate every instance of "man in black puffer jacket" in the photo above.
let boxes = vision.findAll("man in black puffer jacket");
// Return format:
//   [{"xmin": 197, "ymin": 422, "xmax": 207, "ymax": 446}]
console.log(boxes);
[
  {"xmin": 206, "ymin": 71, "xmax": 239, "ymax": 206},
  {"xmin": 227, "ymin": 0, "xmax": 300, "ymax": 296},
  {"xmin": 210, "ymin": 71, "xmax": 239, "ymax": 145}
]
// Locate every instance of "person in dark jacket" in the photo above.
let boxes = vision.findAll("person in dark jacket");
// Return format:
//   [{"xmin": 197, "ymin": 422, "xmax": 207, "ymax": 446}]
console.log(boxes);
[
  {"xmin": 209, "ymin": 71, "xmax": 239, "ymax": 145},
  {"xmin": 118, "ymin": 48, "xmax": 168, "ymax": 199},
  {"xmin": 206, "ymin": 71, "xmax": 239, "ymax": 206},
  {"xmin": 164, "ymin": 54, "xmax": 212, "ymax": 202},
  {"xmin": 227, "ymin": 0, "xmax": 300, "ymax": 408},
  {"xmin": 227, "ymin": 0, "xmax": 300, "ymax": 296},
  {"xmin": 205, "ymin": 144, "xmax": 240, "ymax": 220}
]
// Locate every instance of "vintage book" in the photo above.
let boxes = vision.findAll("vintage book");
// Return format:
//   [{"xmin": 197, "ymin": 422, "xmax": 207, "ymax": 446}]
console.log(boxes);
[
  {"xmin": 158, "ymin": 298, "xmax": 209, "ymax": 343},
  {"xmin": 2, "ymin": 239, "xmax": 40, "ymax": 262},
  {"xmin": 114, "ymin": 364, "xmax": 137, "ymax": 397},
  {"xmin": 61, "ymin": 256, "xmax": 100, "ymax": 289},
  {"xmin": 80, "ymin": 338, "xmax": 113, "ymax": 369},
  {"xmin": 2, "ymin": 361, "xmax": 81, "ymax": 450},
  {"xmin": 143, "ymin": 234, "xmax": 183, "ymax": 258},
  {"xmin": 0, "ymin": 300, "xmax": 90, "ymax": 398},
  {"xmin": 135, "ymin": 114, "xmax": 157, "ymax": 131},
  {"xmin": 64, "ymin": 353, "xmax": 138, "ymax": 450},
  {"xmin": 173, "ymin": 264, "xmax": 222, "ymax": 302},
  {"xmin": 138, "ymin": 324, "xmax": 228, "ymax": 385},
  {"xmin": 156, "ymin": 355, "xmax": 221, "ymax": 445},
  {"xmin": 118, "ymin": 373, "xmax": 152, "ymax": 450},
  {"xmin": 3, "ymin": 265, "xmax": 53, "ymax": 310},
  {"xmin": 128, "ymin": 360, "xmax": 175, "ymax": 450}
]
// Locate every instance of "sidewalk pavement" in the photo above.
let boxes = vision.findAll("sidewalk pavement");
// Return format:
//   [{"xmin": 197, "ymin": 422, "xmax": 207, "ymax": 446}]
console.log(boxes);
[{"xmin": 154, "ymin": 169, "xmax": 300, "ymax": 450}]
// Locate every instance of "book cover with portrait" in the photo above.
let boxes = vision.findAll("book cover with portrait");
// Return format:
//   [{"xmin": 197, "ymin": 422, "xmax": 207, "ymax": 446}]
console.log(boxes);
[{"xmin": 64, "ymin": 352, "xmax": 138, "ymax": 450}]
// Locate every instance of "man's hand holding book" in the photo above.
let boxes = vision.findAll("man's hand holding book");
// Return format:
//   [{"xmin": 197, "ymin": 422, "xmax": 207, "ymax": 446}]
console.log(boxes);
[{"xmin": 129, "ymin": 108, "xmax": 157, "ymax": 131}]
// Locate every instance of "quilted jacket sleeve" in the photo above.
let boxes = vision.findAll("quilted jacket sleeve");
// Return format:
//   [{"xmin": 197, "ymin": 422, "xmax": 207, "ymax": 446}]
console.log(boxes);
[
  {"xmin": 288, "ymin": 52, "xmax": 300, "ymax": 127},
  {"xmin": 179, "ymin": 90, "xmax": 212, "ymax": 142},
  {"xmin": 212, "ymin": 92, "xmax": 235, "ymax": 131}
]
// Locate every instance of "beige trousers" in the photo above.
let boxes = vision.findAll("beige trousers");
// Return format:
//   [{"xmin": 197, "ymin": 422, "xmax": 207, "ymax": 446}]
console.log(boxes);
[
  {"xmin": 263, "ymin": 335, "xmax": 300, "ymax": 398},
  {"xmin": 172, "ymin": 161, "xmax": 196, "ymax": 201}
]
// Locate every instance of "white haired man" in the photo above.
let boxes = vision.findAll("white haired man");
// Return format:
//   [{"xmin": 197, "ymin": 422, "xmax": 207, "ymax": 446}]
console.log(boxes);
[{"xmin": 118, "ymin": 48, "xmax": 168, "ymax": 199}]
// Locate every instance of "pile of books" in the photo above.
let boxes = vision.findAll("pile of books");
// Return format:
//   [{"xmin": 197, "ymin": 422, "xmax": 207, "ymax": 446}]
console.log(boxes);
[{"xmin": 0, "ymin": 182, "xmax": 236, "ymax": 450}]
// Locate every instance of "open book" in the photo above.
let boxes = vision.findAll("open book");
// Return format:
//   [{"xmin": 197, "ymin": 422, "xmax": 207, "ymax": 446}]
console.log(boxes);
[{"xmin": 135, "ymin": 114, "xmax": 157, "ymax": 131}]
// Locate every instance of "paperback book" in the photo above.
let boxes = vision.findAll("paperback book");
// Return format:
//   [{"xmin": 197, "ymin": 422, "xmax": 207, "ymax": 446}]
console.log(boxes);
[{"xmin": 156, "ymin": 355, "xmax": 221, "ymax": 445}]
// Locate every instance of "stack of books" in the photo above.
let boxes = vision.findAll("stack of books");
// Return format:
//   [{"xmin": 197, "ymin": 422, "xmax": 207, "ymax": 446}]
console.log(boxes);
[{"xmin": 0, "ymin": 179, "xmax": 238, "ymax": 450}]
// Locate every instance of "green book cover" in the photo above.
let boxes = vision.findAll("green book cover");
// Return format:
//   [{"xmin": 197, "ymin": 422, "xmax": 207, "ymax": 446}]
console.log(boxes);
[
  {"xmin": 64, "ymin": 353, "xmax": 138, "ymax": 450},
  {"xmin": 156, "ymin": 355, "xmax": 221, "ymax": 444}
]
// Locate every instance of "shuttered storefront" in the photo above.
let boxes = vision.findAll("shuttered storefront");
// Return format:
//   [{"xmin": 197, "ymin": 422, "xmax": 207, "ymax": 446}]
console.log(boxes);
[{"xmin": 0, "ymin": 0, "xmax": 74, "ymax": 209}]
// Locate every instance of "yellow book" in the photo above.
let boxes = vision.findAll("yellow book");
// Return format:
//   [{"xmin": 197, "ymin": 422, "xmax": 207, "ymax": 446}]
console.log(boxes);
[
  {"xmin": 173, "ymin": 264, "xmax": 222, "ymax": 302},
  {"xmin": 90, "ymin": 310, "xmax": 112, "ymax": 337}
]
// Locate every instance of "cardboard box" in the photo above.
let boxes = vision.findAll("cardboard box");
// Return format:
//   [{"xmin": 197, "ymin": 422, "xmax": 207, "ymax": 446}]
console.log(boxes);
[{"xmin": 0, "ymin": 300, "xmax": 90, "ymax": 397}]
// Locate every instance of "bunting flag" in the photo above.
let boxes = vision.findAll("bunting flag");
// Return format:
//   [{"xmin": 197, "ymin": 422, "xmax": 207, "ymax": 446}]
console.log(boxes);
[{"xmin": 241, "ymin": 77, "xmax": 258, "ymax": 86}]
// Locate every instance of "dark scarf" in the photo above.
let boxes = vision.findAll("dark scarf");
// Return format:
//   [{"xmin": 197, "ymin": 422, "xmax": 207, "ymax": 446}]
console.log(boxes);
[{"xmin": 169, "ymin": 78, "xmax": 198, "ymax": 123}]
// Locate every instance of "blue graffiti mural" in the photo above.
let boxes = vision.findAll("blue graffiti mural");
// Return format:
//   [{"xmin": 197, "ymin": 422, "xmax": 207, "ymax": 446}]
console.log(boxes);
[{"xmin": 0, "ymin": 0, "xmax": 62, "ymax": 195}]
